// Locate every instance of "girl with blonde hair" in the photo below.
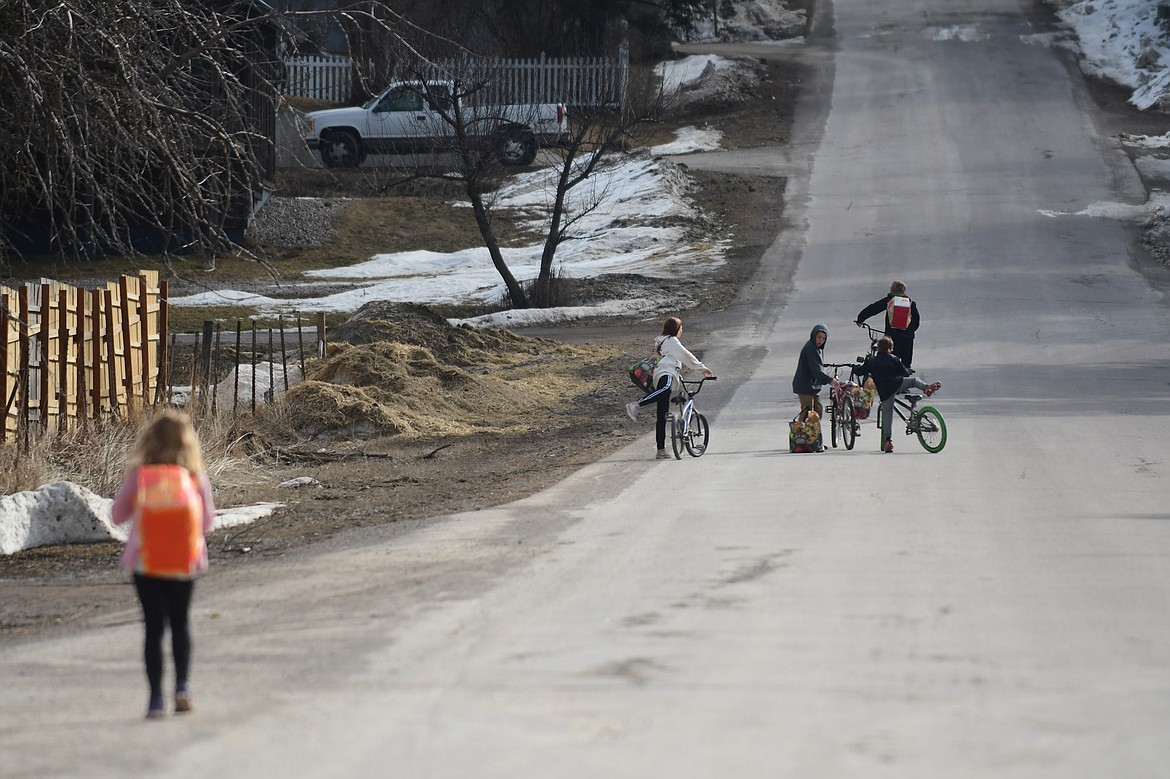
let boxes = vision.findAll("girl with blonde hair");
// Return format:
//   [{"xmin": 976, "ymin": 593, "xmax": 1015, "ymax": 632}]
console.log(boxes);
[{"xmin": 112, "ymin": 409, "xmax": 216, "ymax": 719}]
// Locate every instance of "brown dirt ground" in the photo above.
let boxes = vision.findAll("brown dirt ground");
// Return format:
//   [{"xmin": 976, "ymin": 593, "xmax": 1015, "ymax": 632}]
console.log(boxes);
[{"xmin": 0, "ymin": 56, "xmax": 798, "ymax": 644}]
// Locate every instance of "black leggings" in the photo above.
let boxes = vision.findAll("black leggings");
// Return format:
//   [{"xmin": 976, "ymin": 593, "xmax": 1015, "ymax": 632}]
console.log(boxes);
[
  {"xmin": 133, "ymin": 574, "xmax": 195, "ymax": 699},
  {"xmin": 638, "ymin": 374, "xmax": 674, "ymax": 450}
]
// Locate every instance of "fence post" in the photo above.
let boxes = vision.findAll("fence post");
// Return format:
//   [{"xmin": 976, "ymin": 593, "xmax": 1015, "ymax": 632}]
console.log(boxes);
[
  {"xmin": 200, "ymin": 320, "xmax": 214, "ymax": 407},
  {"xmin": 212, "ymin": 322, "xmax": 222, "ymax": 416},
  {"xmin": 234, "ymin": 320, "xmax": 242, "ymax": 417},
  {"xmin": 38, "ymin": 282, "xmax": 51, "ymax": 434},
  {"xmin": 0, "ymin": 290, "xmax": 10, "ymax": 442},
  {"xmin": 278, "ymin": 313, "xmax": 289, "ymax": 392},
  {"xmin": 57, "ymin": 287, "xmax": 70, "ymax": 433},
  {"xmin": 18, "ymin": 286, "xmax": 30, "ymax": 445},
  {"xmin": 103, "ymin": 289, "xmax": 119, "ymax": 417},
  {"xmin": 251, "ymin": 321, "xmax": 257, "ymax": 414},
  {"xmin": 118, "ymin": 277, "xmax": 135, "ymax": 412},
  {"xmin": 157, "ymin": 280, "xmax": 169, "ymax": 405},
  {"xmin": 90, "ymin": 289, "xmax": 102, "ymax": 420},
  {"xmin": 316, "ymin": 312, "xmax": 327, "ymax": 359},
  {"xmin": 296, "ymin": 312, "xmax": 306, "ymax": 377}
]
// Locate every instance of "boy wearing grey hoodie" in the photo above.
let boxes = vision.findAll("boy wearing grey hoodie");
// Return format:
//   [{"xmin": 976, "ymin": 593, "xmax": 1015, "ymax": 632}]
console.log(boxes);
[{"xmin": 791, "ymin": 324, "xmax": 832, "ymax": 451}]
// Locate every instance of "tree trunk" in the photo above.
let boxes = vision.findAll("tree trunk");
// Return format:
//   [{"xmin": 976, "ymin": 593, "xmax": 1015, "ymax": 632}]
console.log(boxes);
[
  {"xmin": 468, "ymin": 184, "xmax": 529, "ymax": 309},
  {"xmin": 533, "ymin": 161, "xmax": 573, "ymax": 307}
]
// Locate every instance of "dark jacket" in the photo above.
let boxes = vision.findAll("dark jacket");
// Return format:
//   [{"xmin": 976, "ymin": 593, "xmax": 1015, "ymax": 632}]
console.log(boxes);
[
  {"xmin": 857, "ymin": 293, "xmax": 921, "ymax": 337},
  {"xmin": 857, "ymin": 293, "xmax": 921, "ymax": 368},
  {"xmin": 854, "ymin": 352, "xmax": 911, "ymax": 401},
  {"xmin": 792, "ymin": 324, "xmax": 832, "ymax": 395}
]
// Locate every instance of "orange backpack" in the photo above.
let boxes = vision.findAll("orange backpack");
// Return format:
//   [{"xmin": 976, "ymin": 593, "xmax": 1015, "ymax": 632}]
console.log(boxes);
[{"xmin": 135, "ymin": 464, "xmax": 204, "ymax": 578}]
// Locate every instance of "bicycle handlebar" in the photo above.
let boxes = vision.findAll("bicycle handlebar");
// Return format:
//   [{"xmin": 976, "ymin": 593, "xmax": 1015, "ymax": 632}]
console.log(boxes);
[{"xmin": 679, "ymin": 375, "xmax": 717, "ymax": 394}]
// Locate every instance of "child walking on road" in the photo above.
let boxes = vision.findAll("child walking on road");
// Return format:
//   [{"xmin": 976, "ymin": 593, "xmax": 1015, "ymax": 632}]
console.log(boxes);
[{"xmin": 112, "ymin": 410, "xmax": 216, "ymax": 719}]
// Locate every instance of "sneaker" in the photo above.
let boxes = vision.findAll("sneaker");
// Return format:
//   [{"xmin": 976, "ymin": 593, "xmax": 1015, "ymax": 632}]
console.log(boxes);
[
  {"xmin": 924, "ymin": 381, "xmax": 941, "ymax": 397},
  {"xmin": 174, "ymin": 686, "xmax": 194, "ymax": 714},
  {"xmin": 655, "ymin": 449, "xmax": 671, "ymax": 460},
  {"xmin": 625, "ymin": 401, "xmax": 640, "ymax": 421},
  {"xmin": 146, "ymin": 697, "xmax": 166, "ymax": 720},
  {"xmin": 884, "ymin": 439, "xmax": 894, "ymax": 453}
]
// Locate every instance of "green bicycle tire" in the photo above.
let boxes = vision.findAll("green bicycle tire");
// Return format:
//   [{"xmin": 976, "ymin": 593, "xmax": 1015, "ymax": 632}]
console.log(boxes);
[{"xmin": 915, "ymin": 405, "xmax": 947, "ymax": 453}]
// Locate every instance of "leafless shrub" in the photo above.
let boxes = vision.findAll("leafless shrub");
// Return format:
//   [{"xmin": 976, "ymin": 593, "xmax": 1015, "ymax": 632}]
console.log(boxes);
[{"xmin": 0, "ymin": 1, "xmax": 418, "ymax": 263}]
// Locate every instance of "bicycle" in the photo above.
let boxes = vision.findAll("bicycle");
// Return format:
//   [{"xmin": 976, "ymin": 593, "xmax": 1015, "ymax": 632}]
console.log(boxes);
[
  {"xmin": 854, "ymin": 322, "xmax": 947, "ymax": 453},
  {"xmin": 823, "ymin": 363, "xmax": 858, "ymax": 451},
  {"xmin": 669, "ymin": 376, "xmax": 717, "ymax": 459}
]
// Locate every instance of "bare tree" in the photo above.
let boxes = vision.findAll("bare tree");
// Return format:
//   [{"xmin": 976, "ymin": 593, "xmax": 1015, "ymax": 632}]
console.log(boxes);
[
  {"xmin": 376, "ymin": 57, "xmax": 669, "ymax": 310},
  {"xmin": 0, "ymin": 0, "xmax": 419, "ymax": 264},
  {"xmin": 526, "ymin": 65, "xmax": 670, "ymax": 307}
]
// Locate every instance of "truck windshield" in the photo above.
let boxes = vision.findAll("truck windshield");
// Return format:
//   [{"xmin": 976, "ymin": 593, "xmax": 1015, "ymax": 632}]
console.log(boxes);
[{"xmin": 373, "ymin": 87, "xmax": 423, "ymax": 113}]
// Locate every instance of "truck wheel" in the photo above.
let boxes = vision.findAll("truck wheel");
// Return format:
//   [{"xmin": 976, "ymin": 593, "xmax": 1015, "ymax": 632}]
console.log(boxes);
[
  {"xmin": 496, "ymin": 132, "xmax": 537, "ymax": 166},
  {"xmin": 320, "ymin": 131, "xmax": 363, "ymax": 168}
]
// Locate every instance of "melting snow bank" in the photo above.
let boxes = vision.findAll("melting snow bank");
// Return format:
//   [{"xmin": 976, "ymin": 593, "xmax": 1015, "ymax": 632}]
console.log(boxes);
[
  {"xmin": 0, "ymin": 482, "xmax": 281, "ymax": 555},
  {"xmin": 450, "ymin": 297, "xmax": 668, "ymax": 329},
  {"xmin": 168, "ymin": 153, "xmax": 723, "ymax": 320},
  {"xmin": 1053, "ymin": 0, "xmax": 1170, "ymax": 111},
  {"xmin": 0, "ymin": 483, "xmax": 118, "ymax": 555}
]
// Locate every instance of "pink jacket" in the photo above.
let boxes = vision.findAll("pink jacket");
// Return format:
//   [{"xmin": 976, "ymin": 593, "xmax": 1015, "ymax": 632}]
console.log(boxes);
[{"xmin": 111, "ymin": 466, "xmax": 216, "ymax": 576}]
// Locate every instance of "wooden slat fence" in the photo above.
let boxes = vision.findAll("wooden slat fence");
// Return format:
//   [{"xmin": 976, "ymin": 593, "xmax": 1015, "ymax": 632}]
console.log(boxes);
[
  {"xmin": 284, "ymin": 50, "xmax": 629, "ymax": 108},
  {"xmin": 1, "ymin": 273, "xmax": 166, "ymax": 442}
]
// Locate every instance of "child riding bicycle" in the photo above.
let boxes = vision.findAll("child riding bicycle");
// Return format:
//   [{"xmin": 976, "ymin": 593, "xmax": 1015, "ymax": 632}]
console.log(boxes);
[{"xmin": 853, "ymin": 336, "xmax": 941, "ymax": 453}]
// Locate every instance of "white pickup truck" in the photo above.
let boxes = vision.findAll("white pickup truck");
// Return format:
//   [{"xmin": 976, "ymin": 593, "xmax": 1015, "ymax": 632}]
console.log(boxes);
[{"xmin": 302, "ymin": 81, "xmax": 568, "ymax": 168}]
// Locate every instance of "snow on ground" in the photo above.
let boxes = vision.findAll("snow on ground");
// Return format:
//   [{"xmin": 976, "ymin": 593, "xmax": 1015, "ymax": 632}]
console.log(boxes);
[
  {"xmin": 1039, "ymin": 0, "xmax": 1170, "ymax": 240},
  {"xmin": 651, "ymin": 126, "xmax": 724, "ymax": 156},
  {"xmin": 0, "ymin": 481, "xmax": 280, "ymax": 555},
  {"xmin": 1054, "ymin": 0, "xmax": 1170, "ymax": 111},
  {"xmin": 173, "ymin": 151, "xmax": 729, "ymax": 318}
]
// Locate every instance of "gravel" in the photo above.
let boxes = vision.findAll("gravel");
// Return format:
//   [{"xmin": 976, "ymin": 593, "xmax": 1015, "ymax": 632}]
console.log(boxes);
[{"xmin": 249, "ymin": 196, "xmax": 350, "ymax": 248}]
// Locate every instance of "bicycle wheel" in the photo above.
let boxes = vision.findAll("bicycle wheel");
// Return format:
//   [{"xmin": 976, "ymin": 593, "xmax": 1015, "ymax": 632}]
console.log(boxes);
[
  {"xmin": 842, "ymin": 397, "xmax": 857, "ymax": 450},
  {"xmin": 684, "ymin": 413, "xmax": 710, "ymax": 457},
  {"xmin": 914, "ymin": 406, "xmax": 947, "ymax": 453},
  {"xmin": 829, "ymin": 399, "xmax": 839, "ymax": 448},
  {"xmin": 671, "ymin": 412, "xmax": 686, "ymax": 459}
]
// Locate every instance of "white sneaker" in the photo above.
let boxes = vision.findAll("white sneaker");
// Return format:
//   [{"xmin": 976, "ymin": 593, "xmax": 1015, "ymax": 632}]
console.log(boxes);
[
  {"xmin": 625, "ymin": 401, "xmax": 640, "ymax": 421},
  {"xmin": 655, "ymin": 449, "xmax": 671, "ymax": 460}
]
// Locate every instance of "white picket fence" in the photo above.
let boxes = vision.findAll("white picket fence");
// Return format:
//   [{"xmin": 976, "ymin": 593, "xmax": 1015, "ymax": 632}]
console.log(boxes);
[
  {"xmin": 283, "ymin": 51, "xmax": 629, "ymax": 107},
  {"xmin": 284, "ymin": 54, "xmax": 352, "ymax": 102}
]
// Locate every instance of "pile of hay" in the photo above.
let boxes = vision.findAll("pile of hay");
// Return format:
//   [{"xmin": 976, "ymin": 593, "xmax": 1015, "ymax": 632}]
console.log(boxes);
[{"xmin": 282, "ymin": 302, "xmax": 609, "ymax": 439}]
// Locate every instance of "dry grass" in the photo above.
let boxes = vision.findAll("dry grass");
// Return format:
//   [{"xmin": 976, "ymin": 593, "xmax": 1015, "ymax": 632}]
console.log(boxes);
[{"xmin": 0, "ymin": 408, "xmax": 266, "ymax": 498}]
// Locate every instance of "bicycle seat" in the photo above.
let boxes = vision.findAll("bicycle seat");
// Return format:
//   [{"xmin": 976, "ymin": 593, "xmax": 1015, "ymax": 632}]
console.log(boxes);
[{"xmin": 902, "ymin": 393, "xmax": 922, "ymax": 402}]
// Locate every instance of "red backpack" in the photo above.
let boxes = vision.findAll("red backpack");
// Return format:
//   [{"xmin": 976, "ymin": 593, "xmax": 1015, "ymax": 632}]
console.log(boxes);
[
  {"xmin": 887, "ymin": 295, "xmax": 913, "ymax": 330},
  {"xmin": 135, "ymin": 464, "xmax": 204, "ymax": 578}
]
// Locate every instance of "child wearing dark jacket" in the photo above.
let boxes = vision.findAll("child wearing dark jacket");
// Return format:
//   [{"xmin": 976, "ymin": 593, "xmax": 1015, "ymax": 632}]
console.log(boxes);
[
  {"xmin": 854, "ymin": 336, "xmax": 941, "ymax": 453},
  {"xmin": 791, "ymin": 323, "xmax": 833, "ymax": 453}
]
